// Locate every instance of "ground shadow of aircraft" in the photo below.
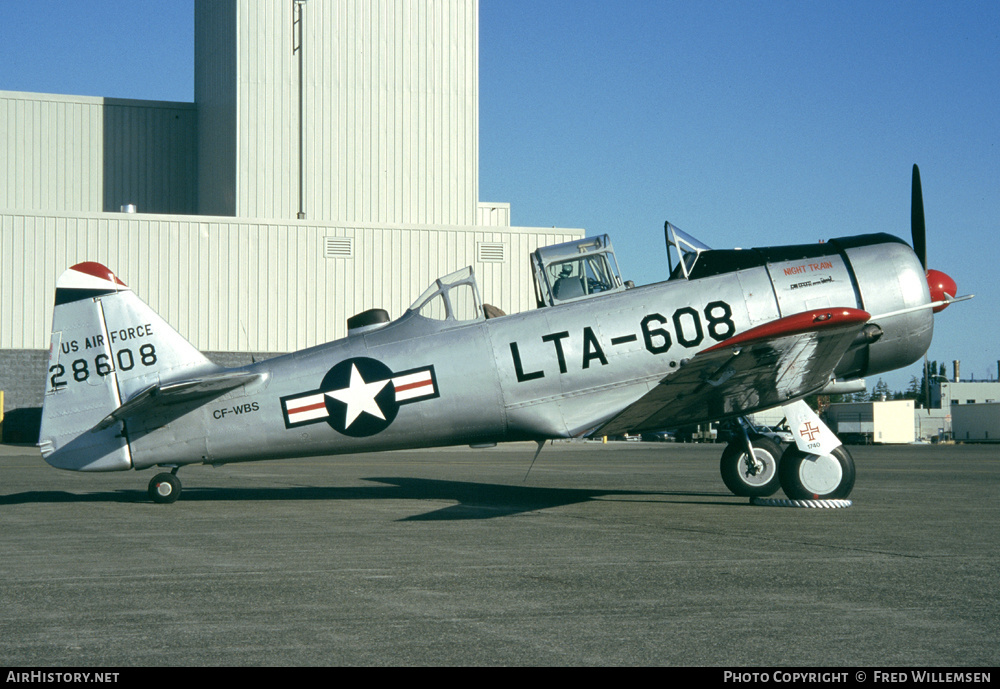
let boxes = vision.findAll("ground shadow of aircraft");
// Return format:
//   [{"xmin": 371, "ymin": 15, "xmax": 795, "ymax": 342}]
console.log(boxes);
[{"xmin": 0, "ymin": 477, "xmax": 737, "ymax": 518}]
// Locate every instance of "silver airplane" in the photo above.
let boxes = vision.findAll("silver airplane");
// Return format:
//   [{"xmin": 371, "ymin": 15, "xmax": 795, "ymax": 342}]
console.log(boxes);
[{"xmin": 38, "ymin": 166, "xmax": 968, "ymax": 503}]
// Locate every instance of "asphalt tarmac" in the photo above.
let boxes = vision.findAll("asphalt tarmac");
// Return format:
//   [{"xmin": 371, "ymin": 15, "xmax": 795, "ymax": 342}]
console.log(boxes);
[{"xmin": 0, "ymin": 441, "xmax": 997, "ymax": 667}]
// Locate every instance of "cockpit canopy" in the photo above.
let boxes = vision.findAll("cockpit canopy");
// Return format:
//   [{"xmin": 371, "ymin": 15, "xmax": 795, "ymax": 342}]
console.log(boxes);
[
  {"xmin": 406, "ymin": 266, "xmax": 484, "ymax": 322},
  {"xmin": 531, "ymin": 235, "xmax": 626, "ymax": 307}
]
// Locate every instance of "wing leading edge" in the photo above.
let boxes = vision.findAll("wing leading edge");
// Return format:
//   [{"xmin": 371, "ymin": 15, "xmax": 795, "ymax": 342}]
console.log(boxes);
[{"xmin": 595, "ymin": 308, "xmax": 870, "ymax": 436}]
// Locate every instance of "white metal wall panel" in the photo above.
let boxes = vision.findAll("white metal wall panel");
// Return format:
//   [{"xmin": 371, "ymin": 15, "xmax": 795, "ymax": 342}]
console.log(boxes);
[
  {"xmin": 302, "ymin": 0, "xmax": 481, "ymax": 226},
  {"xmin": 236, "ymin": 0, "xmax": 298, "ymax": 221},
  {"xmin": 195, "ymin": 0, "xmax": 479, "ymax": 225},
  {"xmin": 1, "ymin": 211, "xmax": 582, "ymax": 354},
  {"xmin": 0, "ymin": 91, "xmax": 197, "ymax": 215},
  {"xmin": 478, "ymin": 202, "xmax": 511, "ymax": 227},
  {"xmin": 1, "ymin": 91, "xmax": 102, "ymax": 212}
]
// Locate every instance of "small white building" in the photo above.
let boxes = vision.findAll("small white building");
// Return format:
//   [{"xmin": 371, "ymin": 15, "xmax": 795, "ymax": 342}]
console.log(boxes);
[{"xmin": 825, "ymin": 400, "xmax": 915, "ymax": 444}]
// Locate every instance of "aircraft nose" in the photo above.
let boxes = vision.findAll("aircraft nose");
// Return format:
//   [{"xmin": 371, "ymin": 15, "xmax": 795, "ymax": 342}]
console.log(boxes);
[{"xmin": 926, "ymin": 269, "xmax": 957, "ymax": 312}]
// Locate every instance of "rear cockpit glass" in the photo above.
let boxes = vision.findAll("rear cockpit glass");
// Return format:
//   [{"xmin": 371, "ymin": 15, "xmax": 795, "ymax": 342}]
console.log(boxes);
[{"xmin": 409, "ymin": 267, "xmax": 484, "ymax": 322}]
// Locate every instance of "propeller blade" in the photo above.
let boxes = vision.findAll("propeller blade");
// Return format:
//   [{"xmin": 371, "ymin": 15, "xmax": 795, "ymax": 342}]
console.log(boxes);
[{"xmin": 911, "ymin": 164, "xmax": 926, "ymax": 269}]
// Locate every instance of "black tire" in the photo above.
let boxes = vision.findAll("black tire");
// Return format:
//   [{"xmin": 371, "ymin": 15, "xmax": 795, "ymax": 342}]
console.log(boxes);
[
  {"xmin": 148, "ymin": 473, "xmax": 182, "ymax": 504},
  {"xmin": 720, "ymin": 437, "xmax": 782, "ymax": 497},
  {"xmin": 778, "ymin": 445, "xmax": 856, "ymax": 500}
]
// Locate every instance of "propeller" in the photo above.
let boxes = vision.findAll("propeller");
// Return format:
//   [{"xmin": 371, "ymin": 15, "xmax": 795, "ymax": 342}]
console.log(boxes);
[
  {"xmin": 911, "ymin": 164, "xmax": 957, "ymax": 312},
  {"xmin": 911, "ymin": 164, "xmax": 926, "ymax": 270}
]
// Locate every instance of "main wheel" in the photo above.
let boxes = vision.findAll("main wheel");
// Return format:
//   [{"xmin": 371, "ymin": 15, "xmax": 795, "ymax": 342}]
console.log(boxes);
[
  {"xmin": 720, "ymin": 437, "xmax": 782, "ymax": 497},
  {"xmin": 778, "ymin": 446, "xmax": 855, "ymax": 500},
  {"xmin": 148, "ymin": 473, "xmax": 182, "ymax": 504}
]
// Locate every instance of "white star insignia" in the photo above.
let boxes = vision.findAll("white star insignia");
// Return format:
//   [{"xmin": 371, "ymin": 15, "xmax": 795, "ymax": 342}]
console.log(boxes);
[{"xmin": 326, "ymin": 363, "xmax": 390, "ymax": 428}]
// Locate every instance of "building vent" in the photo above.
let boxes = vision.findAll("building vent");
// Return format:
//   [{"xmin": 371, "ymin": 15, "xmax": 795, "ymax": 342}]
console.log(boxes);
[
  {"xmin": 324, "ymin": 236, "xmax": 354, "ymax": 258},
  {"xmin": 476, "ymin": 242, "xmax": 507, "ymax": 263}
]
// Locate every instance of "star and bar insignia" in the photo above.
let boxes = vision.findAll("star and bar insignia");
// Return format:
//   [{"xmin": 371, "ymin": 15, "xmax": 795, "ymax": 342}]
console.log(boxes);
[{"xmin": 280, "ymin": 357, "xmax": 439, "ymax": 437}]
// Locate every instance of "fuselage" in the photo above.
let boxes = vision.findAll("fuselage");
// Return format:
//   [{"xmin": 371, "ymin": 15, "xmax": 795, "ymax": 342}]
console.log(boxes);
[{"xmin": 122, "ymin": 232, "xmax": 931, "ymax": 470}]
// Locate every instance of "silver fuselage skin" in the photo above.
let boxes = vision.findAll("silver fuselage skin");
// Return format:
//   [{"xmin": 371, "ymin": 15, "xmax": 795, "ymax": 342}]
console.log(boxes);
[{"xmin": 110, "ymin": 233, "xmax": 929, "ymax": 471}]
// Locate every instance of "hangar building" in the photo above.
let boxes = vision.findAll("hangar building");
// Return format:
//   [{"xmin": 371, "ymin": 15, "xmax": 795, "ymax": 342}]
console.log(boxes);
[{"xmin": 0, "ymin": 1, "xmax": 583, "ymax": 439}]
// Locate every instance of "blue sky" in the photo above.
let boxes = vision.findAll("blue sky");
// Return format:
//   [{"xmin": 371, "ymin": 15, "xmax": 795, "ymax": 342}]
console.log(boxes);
[{"xmin": 2, "ymin": 0, "xmax": 997, "ymax": 392}]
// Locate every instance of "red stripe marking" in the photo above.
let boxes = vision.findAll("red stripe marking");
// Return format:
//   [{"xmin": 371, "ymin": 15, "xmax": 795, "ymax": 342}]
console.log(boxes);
[
  {"xmin": 395, "ymin": 379, "xmax": 432, "ymax": 392},
  {"xmin": 288, "ymin": 400, "xmax": 327, "ymax": 414}
]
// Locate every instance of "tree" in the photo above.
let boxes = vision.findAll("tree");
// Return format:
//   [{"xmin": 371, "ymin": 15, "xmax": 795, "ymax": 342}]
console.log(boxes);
[{"xmin": 872, "ymin": 378, "xmax": 891, "ymax": 401}]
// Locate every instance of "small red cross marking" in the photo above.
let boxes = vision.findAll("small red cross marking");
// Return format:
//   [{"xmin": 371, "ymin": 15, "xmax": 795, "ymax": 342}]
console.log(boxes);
[{"xmin": 800, "ymin": 422, "xmax": 820, "ymax": 441}]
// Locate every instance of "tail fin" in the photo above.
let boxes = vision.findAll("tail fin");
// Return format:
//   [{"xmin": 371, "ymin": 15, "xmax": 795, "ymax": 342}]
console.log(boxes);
[{"xmin": 39, "ymin": 263, "xmax": 219, "ymax": 471}]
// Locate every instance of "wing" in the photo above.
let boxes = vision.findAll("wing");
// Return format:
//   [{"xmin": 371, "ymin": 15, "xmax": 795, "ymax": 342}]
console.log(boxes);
[
  {"xmin": 595, "ymin": 308, "xmax": 870, "ymax": 436},
  {"xmin": 93, "ymin": 370, "xmax": 265, "ymax": 432}
]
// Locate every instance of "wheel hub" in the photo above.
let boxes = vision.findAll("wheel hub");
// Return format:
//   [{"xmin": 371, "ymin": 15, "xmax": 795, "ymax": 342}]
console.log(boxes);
[
  {"xmin": 797, "ymin": 453, "xmax": 843, "ymax": 495},
  {"xmin": 741, "ymin": 451, "xmax": 775, "ymax": 485}
]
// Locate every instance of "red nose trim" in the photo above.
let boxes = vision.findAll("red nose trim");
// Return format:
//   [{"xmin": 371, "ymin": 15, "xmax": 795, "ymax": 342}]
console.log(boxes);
[{"xmin": 926, "ymin": 269, "xmax": 957, "ymax": 313}]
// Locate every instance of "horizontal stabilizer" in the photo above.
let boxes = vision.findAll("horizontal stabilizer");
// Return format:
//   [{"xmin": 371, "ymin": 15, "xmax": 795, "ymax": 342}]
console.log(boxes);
[{"xmin": 93, "ymin": 370, "xmax": 266, "ymax": 432}]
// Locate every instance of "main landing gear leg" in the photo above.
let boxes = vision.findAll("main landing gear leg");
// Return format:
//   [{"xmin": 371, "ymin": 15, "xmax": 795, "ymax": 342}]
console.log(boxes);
[
  {"xmin": 148, "ymin": 467, "xmax": 182, "ymax": 504},
  {"xmin": 776, "ymin": 400, "xmax": 856, "ymax": 500},
  {"xmin": 719, "ymin": 419, "xmax": 782, "ymax": 497}
]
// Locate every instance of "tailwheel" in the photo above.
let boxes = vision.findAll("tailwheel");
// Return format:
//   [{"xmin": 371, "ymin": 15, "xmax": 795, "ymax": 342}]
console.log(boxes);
[
  {"xmin": 148, "ymin": 472, "xmax": 182, "ymax": 504},
  {"xmin": 720, "ymin": 437, "xmax": 782, "ymax": 497},
  {"xmin": 778, "ymin": 446, "xmax": 855, "ymax": 500}
]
